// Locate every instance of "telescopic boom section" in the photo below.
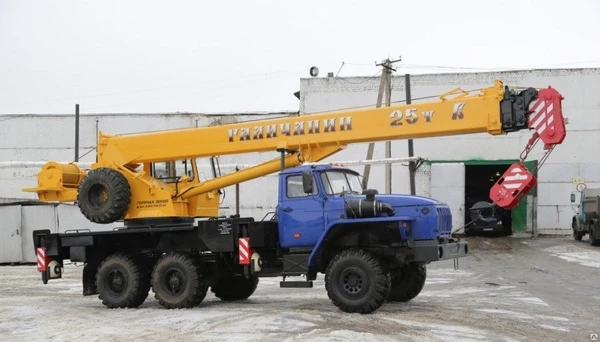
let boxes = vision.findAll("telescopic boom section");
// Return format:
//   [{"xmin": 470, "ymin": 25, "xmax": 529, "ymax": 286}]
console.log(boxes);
[{"xmin": 97, "ymin": 80, "xmax": 513, "ymax": 166}]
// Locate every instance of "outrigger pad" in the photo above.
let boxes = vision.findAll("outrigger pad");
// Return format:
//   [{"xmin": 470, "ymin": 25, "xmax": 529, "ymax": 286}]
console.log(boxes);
[{"xmin": 489, "ymin": 163, "xmax": 537, "ymax": 209}]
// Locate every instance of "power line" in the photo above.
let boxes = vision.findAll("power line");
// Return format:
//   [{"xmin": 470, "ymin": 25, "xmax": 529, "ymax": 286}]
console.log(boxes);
[
  {"xmin": 83, "ymin": 69, "xmax": 305, "ymax": 111},
  {"xmin": 0, "ymin": 67, "xmax": 308, "ymax": 108},
  {"xmin": 341, "ymin": 59, "xmax": 600, "ymax": 71}
]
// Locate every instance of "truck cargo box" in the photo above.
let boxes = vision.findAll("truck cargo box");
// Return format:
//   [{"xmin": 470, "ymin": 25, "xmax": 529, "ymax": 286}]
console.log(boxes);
[{"xmin": 582, "ymin": 189, "xmax": 600, "ymax": 219}]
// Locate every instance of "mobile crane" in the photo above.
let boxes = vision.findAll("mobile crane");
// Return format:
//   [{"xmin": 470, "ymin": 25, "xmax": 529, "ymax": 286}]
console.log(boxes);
[{"xmin": 24, "ymin": 80, "xmax": 566, "ymax": 314}]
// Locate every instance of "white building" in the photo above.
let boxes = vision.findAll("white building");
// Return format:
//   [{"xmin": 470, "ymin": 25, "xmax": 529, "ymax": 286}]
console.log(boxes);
[
  {"xmin": 298, "ymin": 68, "xmax": 600, "ymax": 236},
  {"xmin": 1, "ymin": 68, "xmax": 599, "ymax": 262}
]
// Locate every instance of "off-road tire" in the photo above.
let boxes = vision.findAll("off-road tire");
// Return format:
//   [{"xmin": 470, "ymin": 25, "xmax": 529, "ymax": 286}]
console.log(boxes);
[
  {"xmin": 387, "ymin": 263, "xmax": 426, "ymax": 302},
  {"xmin": 572, "ymin": 221, "xmax": 584, "ymax": 241},
  {"xmin": 151, "ymin": 253, "xmax": 208, "ymax": 309},
  {"xmin": 78, "ymin": 168, "xmax": 131, "ymax": 224},
  {"xmin": 96, "ymin": 253, "xmax": 150, "ymax": 309},
  {"xmin": 325, "ymin": 248, "xmax": 391, "ymax": 314},
  {"xmin": 211, "ymin": 275, "xmax": 259, "ymax": 301},
  {"xmin": 589, "ymin": 223, "xmax": 600, "ymax": 246}
]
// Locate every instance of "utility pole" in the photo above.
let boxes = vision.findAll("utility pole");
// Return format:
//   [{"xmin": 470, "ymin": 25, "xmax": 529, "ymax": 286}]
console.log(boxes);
[
  {"xmin": 75, "ymin": 104, "xmax": 80, "ymax": 162},
  {"xmin": 405, "ymin": 74, "xmax": 416, "ymax": 195},
  {"xmin": 362, "ymin": 57, "xmax": 401, "ymax": 193}
]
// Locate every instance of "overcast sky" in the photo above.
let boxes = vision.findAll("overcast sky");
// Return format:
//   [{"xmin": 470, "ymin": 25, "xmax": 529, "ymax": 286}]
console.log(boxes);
[{"xmin": 1, "ymin": 0, "xmax": 600, "ymax": 115}]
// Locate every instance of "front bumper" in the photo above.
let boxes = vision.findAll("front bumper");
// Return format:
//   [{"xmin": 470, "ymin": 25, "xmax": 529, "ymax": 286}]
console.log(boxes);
[{"xmin": 412, "ymin": 240, "xmax": 468, "ymax": 262}]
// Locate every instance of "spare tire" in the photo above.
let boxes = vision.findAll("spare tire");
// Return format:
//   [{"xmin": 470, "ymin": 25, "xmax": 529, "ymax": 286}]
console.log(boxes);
[{"xmin": 78, "ymin": 168, "xmax": 131, "ymax": 224}]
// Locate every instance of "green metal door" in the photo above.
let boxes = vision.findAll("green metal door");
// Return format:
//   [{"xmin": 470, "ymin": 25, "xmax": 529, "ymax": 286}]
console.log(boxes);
[{"xmin": 511, "ymin": 160, "xmax": 537, "ymax": 233}]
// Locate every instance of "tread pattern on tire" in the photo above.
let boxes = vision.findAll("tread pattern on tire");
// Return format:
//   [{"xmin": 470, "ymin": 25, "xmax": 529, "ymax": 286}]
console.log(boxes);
[
  {"xmin": 211, "ymin": 275, "xmax": 259, "ymax": 301},
  {"xmin": 325, "ymin": 248, "xmax": 391, "ymax": 314},
  {"xmin": 151, "ymin": 252, "xmax": 208, "ymax": 309},
  {"xmin": 78, "ymin": 168, "xmax": 131, "ymax": 224},
  {"xmin": 387, "ymin": 263, "xmax": 426, "ymax": 302},
  {"xmin": 96, "ymin": 253, "xmax": 150, "ymax": 309}
]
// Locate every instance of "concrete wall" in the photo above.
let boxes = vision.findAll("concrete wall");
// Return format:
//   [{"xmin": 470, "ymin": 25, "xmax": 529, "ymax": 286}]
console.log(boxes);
[
  {"xmin": 0, "ymin": 112, "xmax": 294, "ymax": 220},
  {"xmin": 0, "ymin": 203, "xmax": 122, "ymax": 263},
  {"xmin": 299, "ymin": 68, "xmax": 600, "ymax": 234}
]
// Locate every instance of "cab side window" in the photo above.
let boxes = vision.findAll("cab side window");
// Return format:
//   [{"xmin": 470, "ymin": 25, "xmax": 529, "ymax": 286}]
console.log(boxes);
[{"xmin": 286, "ymin": 174, "xmax": 318, "ymax": 198}]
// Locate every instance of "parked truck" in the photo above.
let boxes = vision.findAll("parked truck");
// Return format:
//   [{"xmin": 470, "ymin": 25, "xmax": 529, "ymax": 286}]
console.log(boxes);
[
  {"xmin": 571, "ymin": 188, "xmax": 600, "ymax": 246},
  {"xmin": 24, "ymin": 80, "xmax": 566, "ymax": 314}
]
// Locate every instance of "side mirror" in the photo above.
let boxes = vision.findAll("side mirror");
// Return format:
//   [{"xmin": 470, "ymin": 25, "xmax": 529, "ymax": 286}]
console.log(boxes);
[
  {"xmin": 570, "ymin": 193, "xmax": 576, "ymax": 203},
  {"xmin": 302, "ymin": 171, "xmax": 313, "ymax": 194}
]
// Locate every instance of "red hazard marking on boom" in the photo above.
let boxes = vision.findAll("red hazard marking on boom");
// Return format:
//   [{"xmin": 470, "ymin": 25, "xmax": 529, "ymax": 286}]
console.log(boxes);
[
  {"xmin": 490, "ymin": 164, "xmax": 538, "ymax": 210},
  {"xmin": 239, "ymin": 237, "xmax": 251, "ymax": 265},
  {"xmin": 527, "ymin": 87, "xmax": 566, "ymax": 148},
  {"xmin": 498, "ymin": 86, "xmax": 566, "ymax": 210},
  {"xmin": 37, "ymin": 247, "xmax": 48, "ymax": 272}
]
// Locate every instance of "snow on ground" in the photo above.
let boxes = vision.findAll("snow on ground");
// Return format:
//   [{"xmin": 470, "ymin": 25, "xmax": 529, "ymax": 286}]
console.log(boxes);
[{"xmin": 540, "ymin": 245, "xmax": 600, "ymax": 268}]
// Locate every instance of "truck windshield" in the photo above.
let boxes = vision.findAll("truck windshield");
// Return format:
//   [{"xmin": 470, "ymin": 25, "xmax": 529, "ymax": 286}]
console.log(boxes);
[{"xmin": 321, "ymin": 171, "xmax": 363, "ymax": 195}]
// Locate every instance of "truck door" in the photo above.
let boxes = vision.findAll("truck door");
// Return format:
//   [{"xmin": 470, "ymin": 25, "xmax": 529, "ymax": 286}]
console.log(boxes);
[{"xmin": 278, "ymin": 173, "xmax": 324, "ymax": 248}]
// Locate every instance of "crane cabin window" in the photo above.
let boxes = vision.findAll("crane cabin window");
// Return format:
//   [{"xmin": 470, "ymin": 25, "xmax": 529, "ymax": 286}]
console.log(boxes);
[
  {"xmin": 152, "ymin": 159, "xmax": 195, "ymax": 183},
  {"xmin": 286, "ymin": 174, "xmax": 318, "ymax": 198},
  {"xmin": 320, "ymin": 170, "xmax": 363, "ymax": 195}
]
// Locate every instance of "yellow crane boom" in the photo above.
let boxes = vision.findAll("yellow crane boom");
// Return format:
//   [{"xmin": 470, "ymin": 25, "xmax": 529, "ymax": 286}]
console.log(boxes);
[{"xmin": 23, "ymin": 80, "xmax": 566, "ymax": 225}]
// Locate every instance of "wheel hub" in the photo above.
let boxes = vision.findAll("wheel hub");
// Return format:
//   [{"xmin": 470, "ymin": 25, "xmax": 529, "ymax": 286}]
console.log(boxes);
[
  {"xmin": 88, "ymin": 183, "xmax": 109, "ymax": 209},
  {"xmin": 339, "ymin": 267, "xmax": 368, "ymax": 298},
  {"xmin": 107, "ymin": 269, "xmax": 127, "ymax": 294},
  {"xmin": 164, "ymin": 269, "xmax": 186, "ymax": 296}
]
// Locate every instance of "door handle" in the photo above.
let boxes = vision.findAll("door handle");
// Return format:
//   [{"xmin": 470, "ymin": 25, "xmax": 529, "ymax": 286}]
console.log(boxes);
[{"xmin": 283, "ymin": 207, "xmax": 293, "ymax": 212}]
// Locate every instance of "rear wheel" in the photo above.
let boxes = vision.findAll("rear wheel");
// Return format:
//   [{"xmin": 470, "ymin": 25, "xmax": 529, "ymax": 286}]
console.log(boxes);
[
  {"xmin": 96, "ymin": 253, "xmax": 150, "ymax": 308},
  {"xmin": 211, "ymin": 275, "xmax": 259, "ymax": 301},
  {"xmin": 387, "ymin": 263, "xmax": 426, "ymax": 302},
  {"xmin": 589, "ymin": 223, "xmax": 600, "ymax": 246},
  {"xmin": 151, "ymin": 253, "xmax": 208, "ymax": 309},
  {"xmin": 325, "ymin": 248, "xmax": 391, "ymax": 314},
  {"xmin": 78, "ymin": 168, "xmax": 131, "ymax": 224}
]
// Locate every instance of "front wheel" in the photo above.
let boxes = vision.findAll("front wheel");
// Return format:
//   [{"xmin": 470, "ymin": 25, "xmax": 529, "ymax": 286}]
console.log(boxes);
[
  {"xmin": 325, "ymin": 248, "xmax": 391, "ymax": 314},
  {"xmin": 573, "ymin": 221, "xmax": 584, "ymax": 241}
]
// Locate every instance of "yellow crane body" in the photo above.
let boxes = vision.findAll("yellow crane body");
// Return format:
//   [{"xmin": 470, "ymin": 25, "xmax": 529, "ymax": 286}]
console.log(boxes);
[{"xmin": 23, "ymin": 80, "xmax": 566, "ymax": 225}]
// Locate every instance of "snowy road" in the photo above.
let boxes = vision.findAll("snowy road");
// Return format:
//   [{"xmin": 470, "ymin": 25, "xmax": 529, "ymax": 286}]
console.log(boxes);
[{"xmin": 1, "ymin": 236, "xmax": 600, "ymax": 341}]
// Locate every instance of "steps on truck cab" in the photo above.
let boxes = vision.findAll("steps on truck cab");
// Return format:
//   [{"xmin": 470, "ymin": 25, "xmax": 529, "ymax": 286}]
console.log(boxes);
[{"xmin": 279, "ymin": 252, "xmax": 313, "ymax": 288}]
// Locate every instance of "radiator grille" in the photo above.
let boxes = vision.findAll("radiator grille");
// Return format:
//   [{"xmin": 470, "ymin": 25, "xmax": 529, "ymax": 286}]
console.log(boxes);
[{"xmin": 436, "ymin": 206, "xmax": 452, "ymax": 236}]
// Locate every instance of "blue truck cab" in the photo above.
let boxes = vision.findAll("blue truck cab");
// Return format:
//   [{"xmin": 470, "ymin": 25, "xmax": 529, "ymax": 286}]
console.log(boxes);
[
  {"xmin": 277, "ymin": 164, "xmax": 461, "ymax": 250},
  {"xmin": 571, "ymin": 188, "xmax": 600, "ymax": 246}
]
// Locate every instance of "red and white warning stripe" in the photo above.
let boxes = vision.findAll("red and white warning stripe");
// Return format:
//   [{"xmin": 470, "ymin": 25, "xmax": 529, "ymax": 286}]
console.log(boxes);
[
  {"xmin": 500, "ymin": 165, "xmax": 530, "ymax": 190},
  {"xmin": 528, "ymin": 98, "xmax": 553, "ymax": 136},
  {"xmin": 37, "ymin": 247, "xmax": 48, "ymax": 272},
  {"xmin": 239, "ymin": 237, "xmax": 251, "ymax": 265},
  {"xmin": 527, "ymin": 88, "xmax": 565, "ymax": 147}
]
